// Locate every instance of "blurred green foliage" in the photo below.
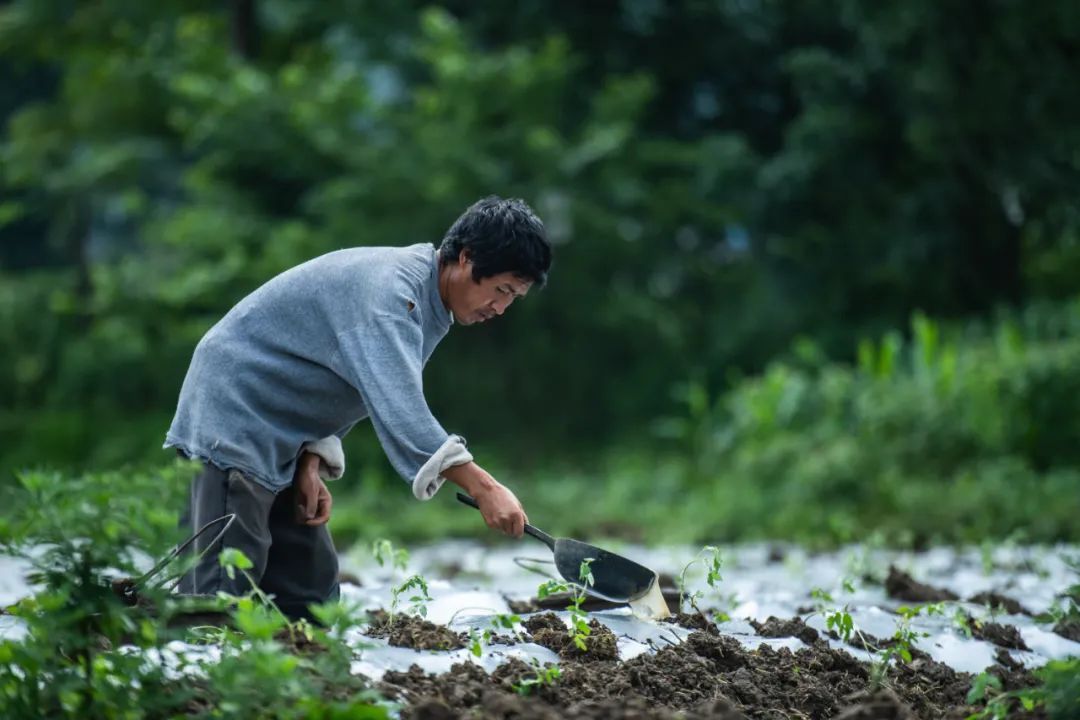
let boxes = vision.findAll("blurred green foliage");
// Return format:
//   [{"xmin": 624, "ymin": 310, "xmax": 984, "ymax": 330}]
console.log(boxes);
[
  {"xmin": 1, "ymin": 1, "xmax": 1079, "ymax": 544},
  {"xmin": 338, "ymin": 308, "xmax": 1080, "ymax": 546}
]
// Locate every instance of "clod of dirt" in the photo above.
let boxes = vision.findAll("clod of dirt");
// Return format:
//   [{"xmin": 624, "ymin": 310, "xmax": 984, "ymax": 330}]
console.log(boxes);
[
  {"xmin": 884, "ymin": 566, "xmax": 959, "ymax": 602},
  {"xmin": 560, "ymin": 619, "xmax": 618, "ymax": 661},
  {"xmin": 662, "ymin": 612, "xmax": 718, "ymax": 633},
  {"xmin": 521, "ymin": 612, "xmax": 618, "ymax": 661},
  {"xmin": 750, "ymin": 616, "xmax": 820, "ymax": 645},
  {"xmin": 273, "ymin": 626, "xmax": 328, "ymax": 655},
  {"xmin": 366, "ymin": 609, "xmax": 466, "ymax": 651},
  {"xmin": 833, "ymin": 688, "xmax": 916, "ymax": 720},
  {"xmin": 966, "ymin": 591, "xmax": 1030, "ymax": 616},
  {"xmin": 969, "ymin": 619, "xmax": 1030, "ymax": 651},
  {"xmin": 994, "ymin": 647, "xmax": 1023, "ymax": 671},
  {"xmin": 1052, "ymin": 619, "xmax": 1080, "ymax": 642}
]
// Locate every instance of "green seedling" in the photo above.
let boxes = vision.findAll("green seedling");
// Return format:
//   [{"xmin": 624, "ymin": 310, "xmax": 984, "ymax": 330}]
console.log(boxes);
[
  {"xmin": 810, "ymin": 587, "xmax": 856, "ymax": 645},
  {"xmin": 389, "ymin": 574, "xmax": 432, "ymax": 624},
  {"xmin": 468, "ymin": 627, "xmax": 491, "ymax": 658},
  {"xmin": 677, "ymin": 545, "xmax": 724, "ymax": 614},
  {"xmin": 568, "ymin": 559, "xmax": 595, "ymax": 651},
  {"xmin": 953, "ymin": 608, "xmax": 974, "ymax": 639},
  {"xmin": 468, "ymin": 613, "xmax": 523, "ymax": 658},
  {"xmin": 870, "ymin": 604, "xmax": 938, "ymax": 689},
  {"xmin": 965, "ymin": 670, "xmax": 1044, "ymax": 719},
  {"xmin": 371, "ymin": 538, "xmax": 410, "ymax": 574},
  {"xmin": 513, "ymin": 660, "xmax": 562, "ymax": 696},
  {"xmin": 535, "ymin": 558, "xmax": 595, "ymax": 651},
  {"xmin": 218, "ymin": 548, "xmax": 292, "ymax": 628}
]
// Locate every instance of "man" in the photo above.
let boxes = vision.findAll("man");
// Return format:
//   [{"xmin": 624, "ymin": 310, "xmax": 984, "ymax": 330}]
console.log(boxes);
[{"xmin": 166, "ymin": 196, "xmax": 551, "ymax": 620}]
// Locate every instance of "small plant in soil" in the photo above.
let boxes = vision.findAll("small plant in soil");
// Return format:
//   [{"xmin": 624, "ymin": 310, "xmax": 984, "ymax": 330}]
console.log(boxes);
[
  {"xmin": 810, "ymin": 587, "xmax": 858, "ymax": 645},
  {"xmin": 389, "ymin": 574, "xmax": 433, "ymax": 624},
  {"xmin": 869, "ymin": 603, "xmax": 941, "ymax": 688},
  {"xmin": 512, "ymin": 661, "xmax": 562, "ymax": 696},
  {"xmin": 953, "ymin": 608, "xmax": 975, "ymax": 638},
  {"xmin": 965, "ymin": 670, "xmax": 1044, "ymax": 719},
  {"xmin": 677, "ymin": 545, "xmax": 724, "ymax": 614},
  {"xmin": 371, "ymin": 538, "xmax": 410, "ymax": 574},
  {"xmin": 536, "ymin": 557, "xmax": 595, "ymax": 651},
  {"xmin": 466, "ymin": 612, "xmax": 523, "ymax": 658}
]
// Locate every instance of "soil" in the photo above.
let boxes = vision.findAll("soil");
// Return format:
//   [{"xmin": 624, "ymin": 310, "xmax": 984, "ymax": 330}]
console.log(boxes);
[
  {"xmin": 750, "ymin": 615, "xmax": 821, "ymax": 645},
  {"xmin": 376, "ymin": 626, "xmax": 1045, "ymax": 719},
  {"xmin": 522, "ymin": 612, "xmax": 619, "ymax": 661},
  {"xmin": 968, "ymin": 618, "xmax": 1030, "ymax": 651},
  {"xmin": 966, "ymin": 591, "xmax": 1031, "ymax": 615},
  {"xmin": 884, "ymin": 566, "xmax": 959, "ymax": 602},
  {"xmin": 366, "ymin": 609, "xmax": 466, "ymax": 651},
  {"xmin": 663, "ymin": 611, "xmax": 719, "ymax": 633},
  {"xmin": 1053, "ymin": 619, "xmax": 1080, "ymax": 642}
]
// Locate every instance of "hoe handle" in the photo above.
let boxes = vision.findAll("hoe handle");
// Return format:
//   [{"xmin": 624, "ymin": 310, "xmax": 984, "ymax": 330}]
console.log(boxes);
[{"xmin": 455, "ymin": 492, "xmax": 556, "ymax": 551}]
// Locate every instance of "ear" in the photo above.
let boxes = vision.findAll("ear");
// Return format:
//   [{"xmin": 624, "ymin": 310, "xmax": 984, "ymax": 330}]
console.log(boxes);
[{"xmin": 458, "ymin": 249, "xmax": 471, "ymax": 268}]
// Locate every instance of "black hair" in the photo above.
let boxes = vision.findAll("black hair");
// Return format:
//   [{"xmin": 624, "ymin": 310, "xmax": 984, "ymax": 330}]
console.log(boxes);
[{"xmin": 438, "ymin": 196, "xmax": 552, "ymax": 287}]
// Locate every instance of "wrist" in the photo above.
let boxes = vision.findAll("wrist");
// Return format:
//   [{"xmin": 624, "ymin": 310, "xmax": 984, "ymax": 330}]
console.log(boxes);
[
  {"xmin": 299, "ymin": 451, "xmax": 321, "ymax": 471},
  {"xmin": 442, "ymin": 461, "xmax": 496, "ymax": 497}
]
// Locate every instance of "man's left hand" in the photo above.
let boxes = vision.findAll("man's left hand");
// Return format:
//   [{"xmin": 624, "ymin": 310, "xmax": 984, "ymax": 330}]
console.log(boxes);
[{"xmin": 294, "ymin": 452, "xmax": 333, "ymax": 525}]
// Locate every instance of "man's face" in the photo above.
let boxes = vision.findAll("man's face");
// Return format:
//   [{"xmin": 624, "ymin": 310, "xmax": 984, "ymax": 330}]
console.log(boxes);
[{"xmin": 449, "ymin": 256, "xmax": 533, "ymax": 326}]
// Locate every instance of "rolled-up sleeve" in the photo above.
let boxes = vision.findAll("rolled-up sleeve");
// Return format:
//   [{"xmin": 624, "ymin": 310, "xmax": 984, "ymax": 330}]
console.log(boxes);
[{"xmin": 335, "ymin": 308, "xmax": 452, "ymax": 496}]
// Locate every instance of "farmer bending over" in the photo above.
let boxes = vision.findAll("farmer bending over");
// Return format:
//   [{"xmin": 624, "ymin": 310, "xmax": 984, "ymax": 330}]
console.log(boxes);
[{"xmin": 164, "ymin": 196, "xmax": 551, "ymax": 621}]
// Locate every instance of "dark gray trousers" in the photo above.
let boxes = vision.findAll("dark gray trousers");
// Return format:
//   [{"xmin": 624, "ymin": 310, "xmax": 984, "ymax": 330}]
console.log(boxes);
[{"xmin": 177, "ymin": 463, "xmax": 340, "ymax": 622}]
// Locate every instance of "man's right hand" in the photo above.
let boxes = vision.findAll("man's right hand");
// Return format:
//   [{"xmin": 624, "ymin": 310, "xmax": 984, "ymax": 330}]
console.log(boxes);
[
  {"xmin": 442, "ymin": 461, "xmax": 528, "ymax": 537},
  {"xmin": 473, "ymin": 481, "xmax": 528, "ymax": 537}
]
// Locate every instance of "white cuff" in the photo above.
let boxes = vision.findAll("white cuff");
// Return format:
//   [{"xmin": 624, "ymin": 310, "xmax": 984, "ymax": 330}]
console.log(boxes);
[
  {"xmin": 301, "ymin": 436, "xmax": 346, "ymax": 481},
  {"xmin": 412, "ymin": 434, "xmax": 472, "ymax": 500}
]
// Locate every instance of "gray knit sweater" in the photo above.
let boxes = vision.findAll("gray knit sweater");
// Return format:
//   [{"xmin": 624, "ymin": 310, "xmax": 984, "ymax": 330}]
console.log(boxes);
[{"xmin": 165, "ymin": 243, "xmax": 461, "ymax": 495}]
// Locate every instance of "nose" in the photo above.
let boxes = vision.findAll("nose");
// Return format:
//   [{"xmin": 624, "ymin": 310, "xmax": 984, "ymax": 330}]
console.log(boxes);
[{"xmin": 492, "ymin": 296, "xmax": 513, "ymax": 316}]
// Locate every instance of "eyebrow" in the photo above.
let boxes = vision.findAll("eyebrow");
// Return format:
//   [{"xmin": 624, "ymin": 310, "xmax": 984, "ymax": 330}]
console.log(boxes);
[{"xmin": 502, "ymin": 284, "xmax": 527, "ymax": 298}]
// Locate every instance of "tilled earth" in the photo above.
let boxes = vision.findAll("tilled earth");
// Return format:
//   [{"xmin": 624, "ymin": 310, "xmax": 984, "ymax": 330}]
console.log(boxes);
[
  {"xmin": 374, "ymin": 610, "xmax": 1043, "ymax": 719},
  {"xmin": 338, "ymin": 548, "xmax": 1077, "ymax": 719}
]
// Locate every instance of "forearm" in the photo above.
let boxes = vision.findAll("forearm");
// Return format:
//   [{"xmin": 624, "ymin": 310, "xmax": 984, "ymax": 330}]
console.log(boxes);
[{"xmin": 441, "ymin": 461, "xmax": 497, "ymax": 497}]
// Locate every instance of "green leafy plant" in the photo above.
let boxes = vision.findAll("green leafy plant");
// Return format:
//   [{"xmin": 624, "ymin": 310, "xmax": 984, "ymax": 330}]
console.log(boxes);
[
  {"xmin": 389, "ymin": 574, "xmax": 433, "ymax": 624},
  {"xmin": 869, "ymin": 604, "xmax": 943, "ymax": 689},
  {"xmin": 965, "ymin": 670, "xmax": 1046, "ymax": 719},
  {"xmin": 535, "ymin": 559, "xmax": 595, "ymax": 651},
  {"xmin": 513, "ymin": 661, "xmax": 562, "ymax": 696},
  {"xmin": 371, "ymin": 538, "xmax": 410, "ymax": 574},
  {"xmin": 677, "ymin": 545, "xmax": 724, "ymax": 614},
  {"xmin": 0, "ymin": 467, "xmax": 389, "ymax": 719},
  {"xmin": 809, "ymin": 587, "xmax": 859, "ymax": 646}
]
